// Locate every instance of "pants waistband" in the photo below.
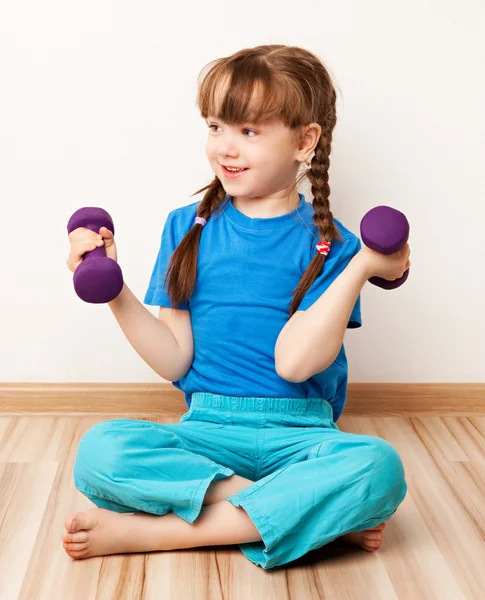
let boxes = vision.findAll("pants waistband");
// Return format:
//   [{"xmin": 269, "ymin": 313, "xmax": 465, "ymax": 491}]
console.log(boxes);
[{"xmin": 190, "ymin": 392, "xmax": 334, "ymax": 420}]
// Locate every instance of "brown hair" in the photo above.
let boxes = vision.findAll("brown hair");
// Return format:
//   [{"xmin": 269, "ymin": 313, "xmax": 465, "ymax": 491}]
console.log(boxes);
[{"xmin": 165, "ymin": 44, "xmax": 342, "ymax": 317}]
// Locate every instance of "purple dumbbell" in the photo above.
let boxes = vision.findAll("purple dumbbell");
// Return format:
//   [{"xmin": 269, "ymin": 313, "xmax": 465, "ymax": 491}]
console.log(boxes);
[
  {"xmin": 67, "ymin": 207, "xmax": 124, "ymax": 303},
  {"xmin": 360, "ymin": 205, "xmax": 410, "ymax": 289}
]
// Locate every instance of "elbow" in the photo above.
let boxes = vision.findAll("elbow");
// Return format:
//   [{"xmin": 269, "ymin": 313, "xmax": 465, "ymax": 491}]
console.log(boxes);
[
  {"xmin": 276, "ymin": 359, "xmax": 308, "ymax": 383},
  {"xmin": 275, "ymin": 340, "xmax": 338, "ymax": 383},
  {"xmin": 166, "ymin": 351, "xmax": 194, "ymax": 382},
  {"xmin": 285, "ymin": 371, "xmax": 308, "ymax": 384},
  {"xmin": 275, "ymin": 343, "xmax": 311, "ymax": 382},
  {"xmin": 275, "ymin": 341, "xmax": 303, "ymax": 382},
  {"xmin": 276, "ymin": 354, "xmax": 337, "ymax": 383}
]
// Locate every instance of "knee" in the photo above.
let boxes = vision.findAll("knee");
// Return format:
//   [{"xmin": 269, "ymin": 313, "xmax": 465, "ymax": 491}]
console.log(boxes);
[
  {"xmin": 369, "ymin": 437, "xmax": 407, "ymax": 503},
  {"xmin": 73, "ymin": 419, "xmax": 129, "ymax": 490}
]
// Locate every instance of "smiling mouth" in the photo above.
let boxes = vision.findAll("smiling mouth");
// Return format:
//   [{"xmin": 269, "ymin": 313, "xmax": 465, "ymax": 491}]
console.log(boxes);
[{"xmin": 221, "ymin": 165, "xmax": 250, "ymax": 176}]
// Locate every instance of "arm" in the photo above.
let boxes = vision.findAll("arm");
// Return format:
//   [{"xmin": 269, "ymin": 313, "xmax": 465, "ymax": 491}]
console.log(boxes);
[
  {"xmin": 275, "ymin": 250, "xmax": 370, "ymax": 383},
  {"xmin": 108, "ymin": 283, "xmax": 192, "ymax": 382}
]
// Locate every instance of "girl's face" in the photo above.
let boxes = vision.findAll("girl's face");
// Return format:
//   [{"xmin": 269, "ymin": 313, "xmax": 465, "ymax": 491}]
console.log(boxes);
[{"xmin": 205, "ymin": 115, "xmax": 304, "ymax": 202}]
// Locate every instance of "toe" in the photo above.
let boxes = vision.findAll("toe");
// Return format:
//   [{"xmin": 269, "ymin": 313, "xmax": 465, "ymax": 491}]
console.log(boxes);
[
  {"xmin": 65, "ymin": 510, "xmax": 98, "ymax": 533},
  {"xmin": 64, "ymin": 541, "xmax": 87, "ymax": 551},
  {"xmin": 368, "ymin": 522, "xmax": 386, "ymax": 531},
  {"xmin": 63, "ymin": 531, "xmax": 88, "ymax": 543},
  {"xmin": 363, "ymin": 539, "xmax": 381, "ymax": 551},
  {"xmin": 64, "ymin": 544, "xmax": 90, "ymax": 559},
  {"xmin": 65, "ymin": 513, "xmax": 82, "ymax": 533},
  {"xmin": 364, "ymin": 531, "xmax": 383, "ymax": 540},
  {"xmin": 69, "ymin": 549, "xmax": 90, "ymax": 560}
]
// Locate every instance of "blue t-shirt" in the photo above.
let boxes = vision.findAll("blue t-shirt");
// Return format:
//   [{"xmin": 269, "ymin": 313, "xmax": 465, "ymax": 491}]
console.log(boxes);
[{"xmin": 144, "ymin": 192, "xmax": 362, "ymax": 422}]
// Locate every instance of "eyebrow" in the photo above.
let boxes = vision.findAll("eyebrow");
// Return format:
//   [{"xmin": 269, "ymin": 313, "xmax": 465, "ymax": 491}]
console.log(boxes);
[{"xmin": 206, "ymin": 116, "xmax": 263, "ymax": 128}]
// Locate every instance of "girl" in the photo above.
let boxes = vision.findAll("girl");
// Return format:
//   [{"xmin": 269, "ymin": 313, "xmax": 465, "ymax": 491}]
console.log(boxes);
[{"xmin": 64, "ymin": 44, "xmax": 410, "ymax": 570}]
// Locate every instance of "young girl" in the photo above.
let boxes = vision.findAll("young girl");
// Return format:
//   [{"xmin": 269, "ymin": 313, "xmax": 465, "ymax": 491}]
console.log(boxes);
[{"xmin": 64, "ymin": 44, "xmax": 410, "ymax": 570}]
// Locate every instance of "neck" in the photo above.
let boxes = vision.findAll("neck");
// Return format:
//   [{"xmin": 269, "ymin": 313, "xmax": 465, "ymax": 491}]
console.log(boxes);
[{"xmin": 232, "ymin": 192, "xmax": 300, "ymax": 219}]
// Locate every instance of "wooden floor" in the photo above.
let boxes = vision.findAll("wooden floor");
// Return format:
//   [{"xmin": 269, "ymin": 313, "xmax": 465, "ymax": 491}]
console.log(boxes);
[{"xmin": 1, "ymin": 412, "xmax": 485, "ymax": 600}]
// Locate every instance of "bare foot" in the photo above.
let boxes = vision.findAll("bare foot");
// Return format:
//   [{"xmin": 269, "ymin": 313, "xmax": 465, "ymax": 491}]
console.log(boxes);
[
  {"xmin": 62, "ymin": 507, "xmax": 168, "ymax": 560},
  {"xmin": 339, "ymin": 521, "xmax": 387, "ymax": 552}
]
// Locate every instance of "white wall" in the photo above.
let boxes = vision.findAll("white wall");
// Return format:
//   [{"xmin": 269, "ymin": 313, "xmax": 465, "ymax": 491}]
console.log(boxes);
[{"xmin": 0, "ymin": 1, "xmax": 483, "ymax": 383}]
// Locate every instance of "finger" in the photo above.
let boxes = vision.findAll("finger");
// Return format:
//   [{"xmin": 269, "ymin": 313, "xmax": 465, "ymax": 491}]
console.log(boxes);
[
  {"xmin": 105, "ymin": 247, "xmax": 117, "ymax": 261},
  {"xmin": 67, "ymin": 239, "xmax": 104, "ymax": 271},
  {"xmin": 99, "ymin": 227, "xmax": 113, "ymax": 238},
  {"xmin": 66, "ymin": 253, "xmax": 82, "ymax": 273},
  {"xmin": 99, "ymin": 231, "xmax": 115, "ymax": 249},
  {"xmin": 68, "ymin": 227, "xmax": 90, "ymax": 240},
  {"xmin": 66, "ymin": 258, "xmax": 75, "ymax": 272},
  {"xmin": 72, "ymin": 242, "xmax": 101, "ymax": 257},
  {"xmin": 76, "ymin": 233, "xmax": 104, "ymax": 245},
  {"xmin": 90, "ymin": 235, "xmax": 104, "ymax": 246}
]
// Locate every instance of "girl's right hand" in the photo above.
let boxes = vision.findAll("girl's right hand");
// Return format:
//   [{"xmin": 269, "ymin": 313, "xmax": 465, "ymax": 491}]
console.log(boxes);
[
  {"xmin": 67, "ymin": 226, "xmax": 118, "ymax": 273},
  {"xmin": 360, "ymin": 244, "xmax": 411, "ymax": 282}
]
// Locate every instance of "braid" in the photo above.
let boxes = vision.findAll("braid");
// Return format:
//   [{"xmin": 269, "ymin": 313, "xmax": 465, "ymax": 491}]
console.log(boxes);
[
  {"xmin": 164, "ymin": 177, "xmax": 227, "ymax": 307},
  {"xmin": 289, "ymin": 116, "xmax": 342, "ymax": 317}
]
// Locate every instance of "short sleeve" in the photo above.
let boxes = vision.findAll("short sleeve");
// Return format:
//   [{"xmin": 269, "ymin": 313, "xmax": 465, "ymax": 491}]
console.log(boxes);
[
  {"xmin": 143, "ymin": 211, "xmax": 190, "ymax": 309},
  {"xmin": 298, "ymin": 234, "xmax": 362, "ymax": 329}
]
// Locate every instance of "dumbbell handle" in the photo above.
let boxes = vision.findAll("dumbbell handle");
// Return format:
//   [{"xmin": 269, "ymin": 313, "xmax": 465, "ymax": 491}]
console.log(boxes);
[{"xmin": 360, "ymin": 205, "xmax": 410, "ymax": 290}]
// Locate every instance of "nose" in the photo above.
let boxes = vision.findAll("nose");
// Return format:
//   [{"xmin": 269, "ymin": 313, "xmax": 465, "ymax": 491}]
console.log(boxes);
[
  {"xmin": 217, "ymin": 146, "xmax": 239, "ymax": 160},
  {"xmin": 215, "ymin": 133, "xmax": 240, "ymax": 160}
]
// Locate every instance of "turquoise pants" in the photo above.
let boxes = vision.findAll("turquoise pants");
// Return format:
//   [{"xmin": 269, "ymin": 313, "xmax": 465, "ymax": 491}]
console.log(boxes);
[{"xmin": 73, "ymin": 393, "xmax": 407, "ymax": 570}]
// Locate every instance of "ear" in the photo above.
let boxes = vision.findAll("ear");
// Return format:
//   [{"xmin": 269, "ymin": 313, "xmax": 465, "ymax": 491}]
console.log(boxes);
[{"xmin": 296, "ymin": 123, "xmax": 322, "ymax": 161}]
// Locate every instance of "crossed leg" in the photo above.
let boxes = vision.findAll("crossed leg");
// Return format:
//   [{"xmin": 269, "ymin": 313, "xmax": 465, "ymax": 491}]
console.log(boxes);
[{"xmin": 62, "ymin": 474, "xmax": 386, "ymax": 560}]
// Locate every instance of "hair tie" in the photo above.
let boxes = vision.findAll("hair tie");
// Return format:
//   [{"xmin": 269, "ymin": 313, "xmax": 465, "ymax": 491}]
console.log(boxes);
[
  {"xmin": 195, "ymin": 216, "xmax": 207, "ymax": 227},
  {"xmin": 316, "ymin": 241, "xmax": 331, "ymax": 256}
]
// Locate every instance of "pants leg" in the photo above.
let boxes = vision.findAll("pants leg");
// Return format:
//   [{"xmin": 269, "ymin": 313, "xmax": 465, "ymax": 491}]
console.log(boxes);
[
  {"xmin": 226, "ymin": 428, "xmax": 407, "ymax": 569},
  {"xmin": 72, "ymin": 411, "xmax": 244, "ymax": 524},
  {"xmin": 219, "ymin": 399, "xmax": 407, "ymax": 569}
]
